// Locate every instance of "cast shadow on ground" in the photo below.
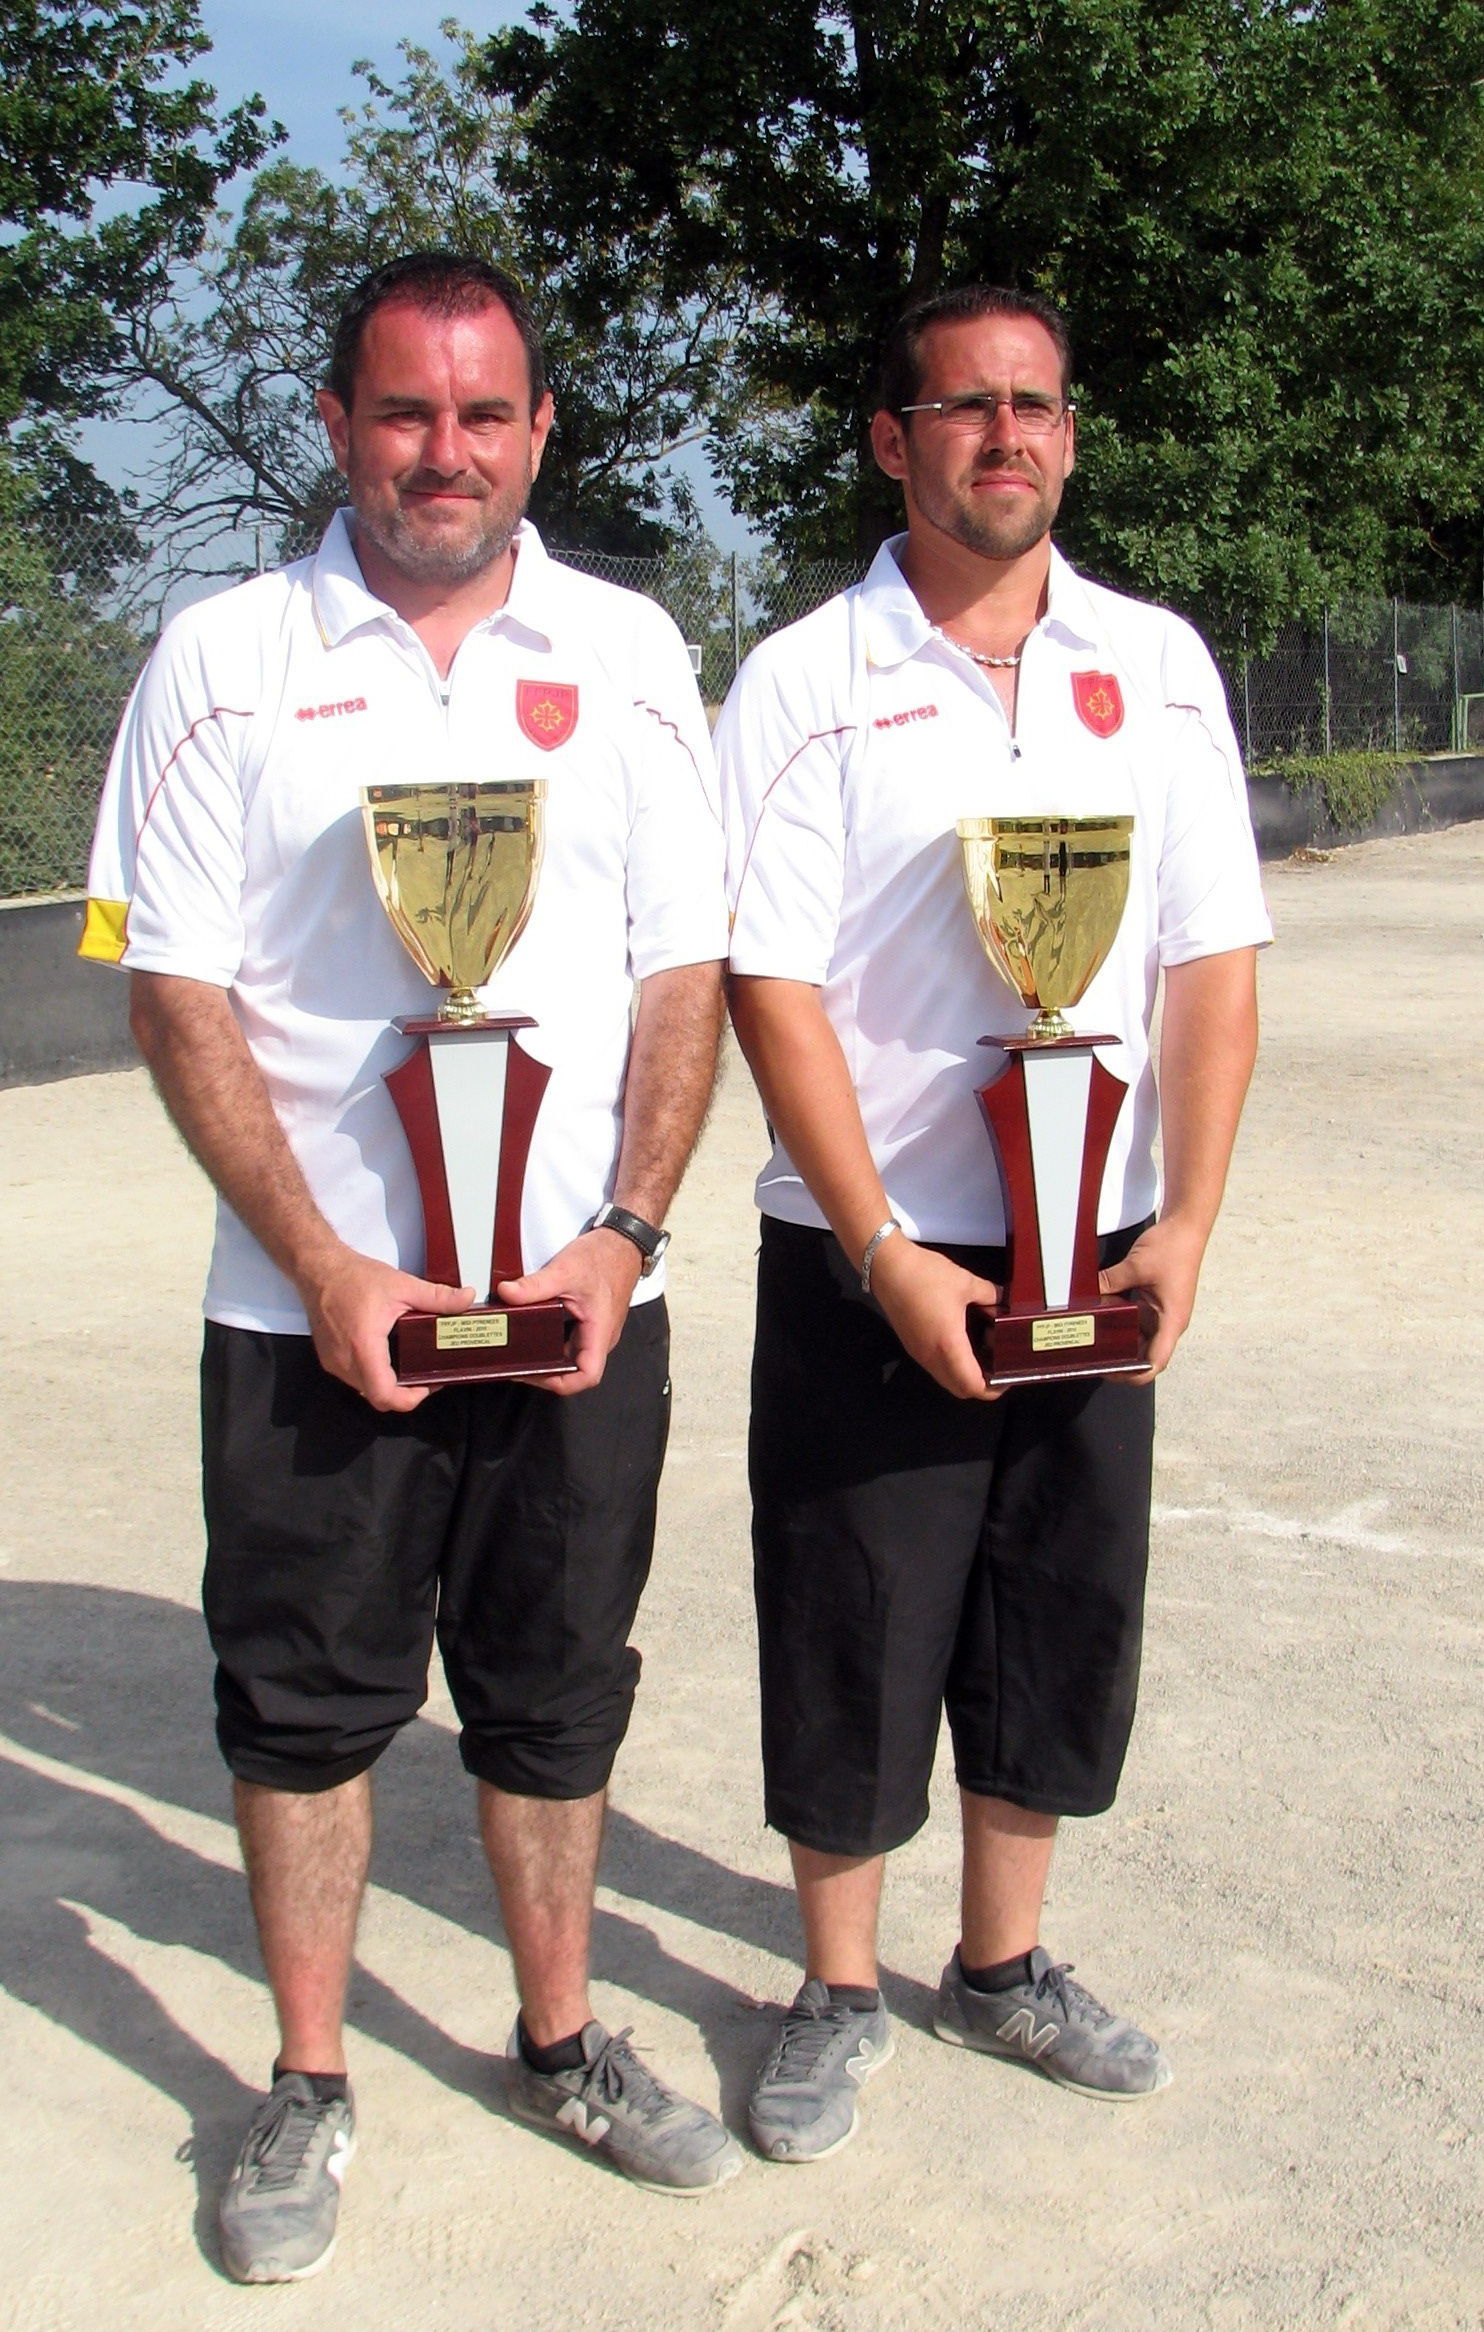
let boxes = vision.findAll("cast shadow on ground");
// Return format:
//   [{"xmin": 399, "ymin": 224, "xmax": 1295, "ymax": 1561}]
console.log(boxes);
[{"xmin": 0, "ymin": 1582, "xmax": 937, "ymax": 2263}]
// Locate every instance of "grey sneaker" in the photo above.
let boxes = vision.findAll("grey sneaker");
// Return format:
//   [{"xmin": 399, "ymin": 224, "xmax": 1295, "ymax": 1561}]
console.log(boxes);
[
  {"xmin": 934, "ymin": 1946, "xmax": 1172, "ymax": 2099},
  {"xmin": 748, "ymin": 1979, "xmax": 895, "ymax": 2163},
  {"xmin": 218, "ymin": 2072, "xmax": 356, "ymax": 2283},
  {"xmin": 504, "ymin": 2021, "xmax": 743, "ymax": 2195}
]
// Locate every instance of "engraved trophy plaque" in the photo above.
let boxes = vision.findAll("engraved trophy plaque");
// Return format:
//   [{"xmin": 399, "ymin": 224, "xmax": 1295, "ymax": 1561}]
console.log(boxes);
[
  {"xmin": 362, "ymin": 779, "xmax": 575, "ymax": 1386},
  {"xmin": 957, "ymin": 814, "xmax": 1145, "ymax": 1387}
]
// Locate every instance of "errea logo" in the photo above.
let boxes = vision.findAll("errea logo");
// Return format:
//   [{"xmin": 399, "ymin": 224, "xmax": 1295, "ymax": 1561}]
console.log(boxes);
[
  {"xmin": 295, "ymin": 697, "xmax": 368, "ymax": 722},
  {"xmin": 874, "ymin": 704, "xmax": 939, "ymax": 730}
]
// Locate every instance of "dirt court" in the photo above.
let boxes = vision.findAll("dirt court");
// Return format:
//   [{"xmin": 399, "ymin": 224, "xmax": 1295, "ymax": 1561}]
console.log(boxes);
[{"xmin": 2, "ymin": 822, "xmax": 1482, "ymax": 2332}]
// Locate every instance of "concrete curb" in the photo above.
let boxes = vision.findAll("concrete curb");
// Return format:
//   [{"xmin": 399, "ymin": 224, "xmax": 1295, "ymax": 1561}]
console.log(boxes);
[
  {"xmin": 0, "ymin": 895, "xmax": 135, "ymax": 1090},
  {"xmin": 1249, "ymin": 753, "xmax": 1484, "ymax": 859}
]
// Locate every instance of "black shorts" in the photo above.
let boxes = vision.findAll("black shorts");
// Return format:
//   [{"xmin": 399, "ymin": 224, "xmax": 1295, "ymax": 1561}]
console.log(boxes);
[
  {"xmin": 201, "ymin": 1301, "xmax": 671, "ymax": 1796},
  {"xmin": 750, "ymin": 1218, "xmax": 1156, "ymax": 1856}
]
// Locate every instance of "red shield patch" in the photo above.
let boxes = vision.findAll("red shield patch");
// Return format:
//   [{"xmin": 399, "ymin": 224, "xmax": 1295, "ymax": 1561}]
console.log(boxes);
[
  {"xmin": 516, "ymin": 679, "xmax": 579, "ymax": 752},
  {"xmin": 1072, "ymin": 670, "xmax": 1125, "ymax": 739}
]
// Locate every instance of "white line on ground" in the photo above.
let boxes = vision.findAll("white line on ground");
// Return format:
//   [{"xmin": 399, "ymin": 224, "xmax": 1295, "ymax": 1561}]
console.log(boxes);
[{"xmin": 1151, "ymin": 1496, "xmax": 1410, "ymax": 1554}]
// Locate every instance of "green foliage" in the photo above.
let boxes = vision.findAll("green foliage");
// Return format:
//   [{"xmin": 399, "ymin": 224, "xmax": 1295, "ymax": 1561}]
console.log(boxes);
[
  {"xmin": 0, "ymin": 457, "xmax": 146, "ymax": 896},
  {"xmin": 1261, "ymin": 748, "xmax": 1408, "ymax": 831},
  {"xmin": 0, "ymin": 0, "xmax": 274, "ymax": 573},
  {"xmin": 480, "ymin": 0, "xmax": 1484, "ymax": 638},
  {"xmin": 126, "ymin": 27, "xmax": 745, "ymax": 559},
  {"xmin": 0, "ymin": 0, "xmax": 274, "ymax": 412}
]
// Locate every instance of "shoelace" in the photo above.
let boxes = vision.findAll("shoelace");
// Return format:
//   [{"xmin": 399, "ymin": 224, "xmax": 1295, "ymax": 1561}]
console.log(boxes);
[
  {"xmin": 577, "ymin": 2028, "xmax": 674, "ymax": 2121},
  {"xmin": 246, "ymin": 2091, "xmax": 338, "ymax": 2192},
  {"xmin": 767, "ymin": 1996, "xmax": 858, "ymax": 2082},
  {"xmin": 1032, "ymin": 1961, "xmax": 1113, "ymax": 2031}
]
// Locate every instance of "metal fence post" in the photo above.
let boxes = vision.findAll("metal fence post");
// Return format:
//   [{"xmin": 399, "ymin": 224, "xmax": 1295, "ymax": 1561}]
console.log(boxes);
[
  {"xmin": 730, "ymin": 550, "xmax": 742, "ymax": 688},
  {"xmin": 1452, "ymin": 604, "xmax": 1462, "ymax": 748},
  {"xmin": 1322, "ymin": 606, "xmax": 1332, "ymax": 755},
  {"xmin": 1241, "ymin": 623, "xmax": 1253, "ymax": 764},
  {"xmin": 1393, "ymin": 597, "xmax": 1402, "ymax": 753}
]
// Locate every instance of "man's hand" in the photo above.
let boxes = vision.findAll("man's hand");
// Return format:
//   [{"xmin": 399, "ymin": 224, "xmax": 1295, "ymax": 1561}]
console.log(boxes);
[
  {"xmin": 496, "ymin": 957, "xmax": 718, "ymax": 1399},
  {"xmin": 727, "ymin": 976, "xmax": 1003, "ymax": 1400},
  {"xmin": 303, "ymin": 1246, "xmax": 475, "ymax": 1413},
  {"xmin": 496, "ymin": 1227, "xmax": 644, "ymax": 1396},
  {"xmin": 130, "ymin": 973, "xmax": 477, "ymax": 1413},
  {"xmin": 869, "ymin": 1235, "xmax": 1003, "ymax": 1402},
  {"xmin": 1098, "ymin": 1213, "xmax": 1209, "ymax": 1382}
]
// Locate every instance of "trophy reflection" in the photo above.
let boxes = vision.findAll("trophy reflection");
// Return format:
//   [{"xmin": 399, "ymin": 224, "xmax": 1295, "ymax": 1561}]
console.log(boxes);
[
  {"xmin": 957, "ymin": 814, "xmax": 1144, "ymax": 1387},
  {"xmin": 362, "ymin": 779, "xmax": 574, "ymax": 1385}
]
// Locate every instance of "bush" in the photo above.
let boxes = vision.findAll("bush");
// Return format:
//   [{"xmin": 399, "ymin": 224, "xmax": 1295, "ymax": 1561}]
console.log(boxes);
[{"xmin": 1257, "ymin": 749, "xmax": 1408, "ymax": 832}]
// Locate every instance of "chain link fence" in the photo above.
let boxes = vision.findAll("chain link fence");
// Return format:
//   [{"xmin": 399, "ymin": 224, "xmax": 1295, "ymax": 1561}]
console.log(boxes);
[
  {"xmin": 1211, "ymin": 602, "xmax": 1484, "ymax": 764},
  {"xmin": 0, "ymin": 516, "xmax": 152, "ymax": 900},
  {"xmin": 558, "ymin": 544, "xmax": 862, "ymax": 705},
  {"xmin": 2, "ymin": 510, "xmax": 1480, "ymax": 899}
]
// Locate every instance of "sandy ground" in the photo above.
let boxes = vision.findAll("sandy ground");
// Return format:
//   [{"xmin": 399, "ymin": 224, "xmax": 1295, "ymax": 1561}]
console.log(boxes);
[{"xmin": 2, "ymin": 823, "xmax": 1482, "ymax": 2332}]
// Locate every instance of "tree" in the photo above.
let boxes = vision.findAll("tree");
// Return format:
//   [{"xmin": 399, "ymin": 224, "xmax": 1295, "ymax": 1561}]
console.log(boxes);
[
  {"xmin": 0, "ymin": 0, "xmax": 274, "ymax": 529},
  {"xmin": 0, "ymin": 6, "xmax": 274, "ymax": 896},
  {"xmin": 480, "ymin": 0, "xmax": 1484, "ymax": 641},
  {"xmin": 124, "ymin": 26, "xmax": 749, "ymax": 561}
]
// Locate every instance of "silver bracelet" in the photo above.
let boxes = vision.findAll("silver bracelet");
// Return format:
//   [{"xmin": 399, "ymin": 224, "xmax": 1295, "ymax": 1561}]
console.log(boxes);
[{"xmin": 859, "ymin": 1216, "xmax": 902, "ymax": 1294}]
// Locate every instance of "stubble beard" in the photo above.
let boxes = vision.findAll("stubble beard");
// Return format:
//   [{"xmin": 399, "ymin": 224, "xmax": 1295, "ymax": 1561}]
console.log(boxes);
[
  {"xmin": 910, "ymin": 455, "xmax": 1061, "ymax": 565},
  {"xmin": 353, "ymin": 464, "xmax": 533, "ymax": 586}
]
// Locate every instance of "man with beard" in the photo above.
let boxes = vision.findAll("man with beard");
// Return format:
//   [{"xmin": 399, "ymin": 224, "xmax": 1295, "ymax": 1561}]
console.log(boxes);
[
  {"xmin": 81, "ymin": 253, "xmax": 739, "ymax": 2275},
  {"xmin": 717, "ymin": 284, "xmax": 1269, "ymax": 2161}
]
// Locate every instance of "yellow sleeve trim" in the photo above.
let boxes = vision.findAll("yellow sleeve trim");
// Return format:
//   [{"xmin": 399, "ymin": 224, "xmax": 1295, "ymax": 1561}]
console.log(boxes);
[{"xmin": 78, "ymin": 896, "xmax": 130, "ymax": 965}]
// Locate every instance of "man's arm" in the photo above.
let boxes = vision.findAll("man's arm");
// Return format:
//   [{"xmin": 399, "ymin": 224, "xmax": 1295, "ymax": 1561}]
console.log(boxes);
[
  {"xmin": 129, "ymin": 972, "xmax": 473, "ymax": 1414},
  {"xmin": 726, "ymin": 975, "xmax": 1001, "ymax": 1401},
  {"xmin": 1099, "ymin": 945, "xmax": 1259, "ymax": 1378},
  {"xmin": 495, "ymin": 959, "xmax": 725, "ymax": 1395}
]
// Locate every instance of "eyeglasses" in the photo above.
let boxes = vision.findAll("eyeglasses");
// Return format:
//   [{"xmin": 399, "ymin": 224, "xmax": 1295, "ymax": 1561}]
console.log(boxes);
[{"xmin": 896, "ymin": 392, "xmax": 1075, "ymax": 435}]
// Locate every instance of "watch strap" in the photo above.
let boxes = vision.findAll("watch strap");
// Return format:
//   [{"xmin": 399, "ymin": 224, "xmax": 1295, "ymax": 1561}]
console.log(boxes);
[{"xmin": 589, "ymin": 1202, "xmax": 668, "ymax": 1270}]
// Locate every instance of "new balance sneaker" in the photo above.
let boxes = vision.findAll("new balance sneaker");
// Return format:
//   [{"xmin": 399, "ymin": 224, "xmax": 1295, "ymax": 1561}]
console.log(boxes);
[
  {"xmin": 933, "ymin": 1946, "xmax": 1172, "ymax": 2099},
  {"xmin": 747, "ymin": 1979, "xmax": 894, "ymax": 2163},
  {"xmin": 218, "ymin": 2072, "xmax": 356, "ymax": 2283},
  {"xmin": 504, "ymin": 2021, "xmax": 743, "ymax": 2195}
]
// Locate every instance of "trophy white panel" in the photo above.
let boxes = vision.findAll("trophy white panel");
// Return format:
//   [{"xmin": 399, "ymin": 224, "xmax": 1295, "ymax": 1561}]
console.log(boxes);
[
  {"xmin": 1023, "ymin": 1050, "xmax": 1093, "ymax": 1310},
  {"xmin": 428, "ymin": 1029, "xmax": 511, "ymax": 1298}
]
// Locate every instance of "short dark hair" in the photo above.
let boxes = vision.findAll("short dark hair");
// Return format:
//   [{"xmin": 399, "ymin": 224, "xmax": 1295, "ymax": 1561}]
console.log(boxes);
[
  {"xmin": 326, "ymin": 251, "xmax": 546, "ymax": 413},
  {"xmin": 877, "ymin": 284, "xmax": 1073, "ymax": 414}
]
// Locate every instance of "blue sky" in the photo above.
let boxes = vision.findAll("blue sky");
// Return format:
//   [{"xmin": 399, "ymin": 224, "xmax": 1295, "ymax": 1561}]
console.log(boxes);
[
  {"xmin": 193, "ymin": 2, "xmax": 523, "ymax": 176},
  {"xmin": 81, "ymin": 9, "xmax": 508, "ymax": 509}
]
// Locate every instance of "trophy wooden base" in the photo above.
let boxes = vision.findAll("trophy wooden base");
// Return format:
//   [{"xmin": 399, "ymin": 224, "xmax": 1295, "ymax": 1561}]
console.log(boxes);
[
  {"xmin": 972, "ymin": 1296, "xmax": 1145, "ymax": 1389},
  {"xmin": 974, "ymin": 1029, "xmax": 1148, "ymax": 1388},
  {"xmin": 383, "ymin": 1010, "xmax": 576, "ymax": 1386},
  {"xmin": 391, "ymin": 1299, "xmax": 576, "ymax": 1387}
]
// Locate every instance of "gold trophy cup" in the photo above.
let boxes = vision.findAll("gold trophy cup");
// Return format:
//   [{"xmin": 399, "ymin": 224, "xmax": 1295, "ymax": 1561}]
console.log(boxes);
[
  {"xmin": 957, "ymin": 815, "xmax": 1144, "ymax": 1385},
  {"xmin": 362, "ymin": 779, "xmax": 574, "ymax": 1385}
]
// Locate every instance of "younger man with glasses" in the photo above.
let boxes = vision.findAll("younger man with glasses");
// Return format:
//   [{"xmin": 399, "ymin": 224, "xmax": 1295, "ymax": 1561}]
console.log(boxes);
[{"xmin": 716, "ymin": 283, "xmax": 1269, "ymax": 2160}]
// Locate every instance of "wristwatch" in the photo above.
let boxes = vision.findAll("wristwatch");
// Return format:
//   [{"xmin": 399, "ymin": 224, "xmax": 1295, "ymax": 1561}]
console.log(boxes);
[{"xmin": 588, "ymin": 1202, "xmax": 671, "ymax": 1276}]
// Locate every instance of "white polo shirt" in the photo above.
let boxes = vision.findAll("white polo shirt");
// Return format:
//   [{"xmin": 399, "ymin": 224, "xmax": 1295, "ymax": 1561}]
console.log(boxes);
[
  {"xmin": 717, "ymin": 536, "xmax": 1272, "ymax": 1243},
  {"xmin": 83, "ymin": 513, "xmax": 728, "ymax": 1332}
]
